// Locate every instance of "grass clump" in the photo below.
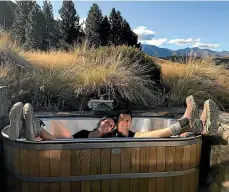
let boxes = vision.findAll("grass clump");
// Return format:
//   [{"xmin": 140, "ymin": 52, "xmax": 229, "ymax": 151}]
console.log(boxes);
[
  {"xmin": 157, "ymin": 55, "xmax": 229, "ymax": 110},
  {"xmin": 0, "ymin": 34, "xmax": 162, "ymax": 110}
]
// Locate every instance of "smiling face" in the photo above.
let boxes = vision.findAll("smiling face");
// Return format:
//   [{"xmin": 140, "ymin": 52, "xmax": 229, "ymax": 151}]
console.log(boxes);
[
  {"xmin": 98, "ymin": 118, "xmax": 115, "ymax": 134},
  {"xmin": 117, "ymin": 113, "xmax": 132, "ymax": 135}
]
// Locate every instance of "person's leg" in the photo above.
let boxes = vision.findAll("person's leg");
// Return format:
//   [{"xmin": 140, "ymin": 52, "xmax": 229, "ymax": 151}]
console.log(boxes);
[
  {"xmin": 23, "ymin": 103, "xmax": 57, "ymax": 141},
  {"xmin": 134, "ymin": 95, "xmax": 202, "ymax": 138},
  {"xmin": 8, "ymin": 102, "xmax": 24, "ymax": 140},
  {"xmin": 134, "ymin": 118, "xmax": 203, "ymax": 138},
  {"xmin": 50, "ymin": 120, "xmax": 73, "ymax": 139}
]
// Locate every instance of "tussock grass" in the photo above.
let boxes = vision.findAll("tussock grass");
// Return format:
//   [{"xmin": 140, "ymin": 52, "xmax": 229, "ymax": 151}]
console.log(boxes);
[
  {"xmin": 157, "ymin": 55, "xmax": 229, "ymax": 110},
  {"xmin": 1, "ymin": 32, "xmax": 229, "ymax": 111},
  {"xmin": 0, "ymin": 33, "xmax": 161, "ymax": 110}
]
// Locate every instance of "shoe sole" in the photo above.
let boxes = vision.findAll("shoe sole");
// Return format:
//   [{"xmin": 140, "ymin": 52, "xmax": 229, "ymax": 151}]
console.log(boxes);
[
  {"xmin": 187, "ymin": 95, "xmax": 199, "ymax": 120},
  {"xmin": 204, "ymin": 99, "xmax": 219, "ymax": 135},
  {"xmin": 9, "ymin": 102, "xmax": 23, "ymax": 140},
  {"xmin": 23, "ymin": 103, "xmax": 35, "ymax": 140}
]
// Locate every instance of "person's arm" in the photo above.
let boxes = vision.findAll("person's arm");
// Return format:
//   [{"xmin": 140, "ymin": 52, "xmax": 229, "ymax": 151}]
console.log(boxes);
[
  {"xmin": 40, "ymin": 128, "xmax": 57, "ymax": 140},
  {"xmin": 88, "ymin": 129, "xmax": 103, "ymax": 138}
]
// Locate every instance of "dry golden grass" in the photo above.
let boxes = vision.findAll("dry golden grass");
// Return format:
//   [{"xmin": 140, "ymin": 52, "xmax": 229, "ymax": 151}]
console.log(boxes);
[
  {"xmin": 0, "ymin": 33, "xmax": 160, "ymax": 110},
  {"xmin": 1, "ymin": 31, "xmax": 229, "ymax": 111},
  {"xmin": 22, "ymin": 51, "xmax": 79, "ymax": 68},
  {"xmin": 154, "ymin": 55, "xmax": 229, "ymax": 110}
]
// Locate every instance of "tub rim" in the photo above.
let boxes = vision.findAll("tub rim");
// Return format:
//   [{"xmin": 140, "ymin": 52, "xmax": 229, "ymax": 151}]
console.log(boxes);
[{"xmin": 1, "ymin": 125, "xmax": 202, "ymax": 150}]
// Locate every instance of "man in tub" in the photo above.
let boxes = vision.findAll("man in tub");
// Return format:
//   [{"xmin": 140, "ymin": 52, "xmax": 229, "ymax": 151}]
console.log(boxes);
[
  {"xmin": 7, "ymin": 95, "xmax": 218, "ymax": 141},
  {"xmin": 105, "ymin": 95, "xmax": 219, "ymax": 138}
]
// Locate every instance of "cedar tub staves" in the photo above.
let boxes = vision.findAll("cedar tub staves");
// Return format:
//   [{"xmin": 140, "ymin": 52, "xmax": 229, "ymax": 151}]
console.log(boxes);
[{"xmin": 1, "ymin": 116, "xmax": 202, "ymax": 192}]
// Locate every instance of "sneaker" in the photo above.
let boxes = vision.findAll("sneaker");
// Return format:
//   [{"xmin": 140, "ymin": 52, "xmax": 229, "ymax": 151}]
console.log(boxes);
[
  {"xmin": 180, "ymin": 118, "xmax": 203, "ymax": 134},
  {"xmin": 8, "ymin": 102, "xmax": 23, "ymax": 140},
  {"xmin": 180, "ymin": 95, "xmax": 199, "ymax": 122},
  {"xmin": 201, "ymin": 99, "xmax": 220, "ymax": 135}
]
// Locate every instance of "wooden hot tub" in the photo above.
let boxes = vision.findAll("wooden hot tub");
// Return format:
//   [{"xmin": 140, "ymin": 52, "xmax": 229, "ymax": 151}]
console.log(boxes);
[{"xmin": 1, "ymin": 116, "xmax": 202, "ymax": 192}]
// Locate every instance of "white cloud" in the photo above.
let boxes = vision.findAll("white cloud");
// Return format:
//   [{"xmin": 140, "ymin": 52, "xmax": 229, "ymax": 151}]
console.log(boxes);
[
  {"xmin": 192, "ymin": 42, "xmax": 220, "ymax": 49},
  {"xmin": 167, "ymin": 38, "xmax": 200, "ymax": 45},
  {"xmin": 79, "ymin": 18, "xmax": 86, "ymax": 29},
  {"xmin": 140, "ymin": 38, "xmax": 168, "ymax": 46},
  {"xmin": 167, "ymin": 37, "xmax": 220, "ymax": 49},
  {"xmin": 54, "ymin": 15, "xmax": 61, "ymax": 20},
  {"xmin": 133, "ymin": 26, "xmax": 155, "ymax": 40},
  {"xmin": 133, "ymin": 26, "xmax": 166, "ymax": 46},
  {"xmin": 133, "ymin": 26, "xmax": 220, "ymax": 49}
]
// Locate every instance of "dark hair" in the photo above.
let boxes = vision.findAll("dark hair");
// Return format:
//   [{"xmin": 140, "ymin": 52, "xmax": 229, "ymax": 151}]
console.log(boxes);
[{"xmin": 117, "ymin": 110, "xmax": 133, "ymax": 120}]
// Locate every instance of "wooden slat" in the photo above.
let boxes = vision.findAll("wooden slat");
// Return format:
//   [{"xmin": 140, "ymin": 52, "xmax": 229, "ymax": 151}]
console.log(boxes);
[
  {"xmin": 148, "ymin": 178, "xmax": 155, "ymax": 192},
  {"xmin": 90, "ymin": 149, "xmax": 101, "ymax": 192},
  {"xmin": 139, "ymin": 147, "xmax": 150, "ymax": 192},
  {"xmin": 139, "ymin": 179, "xmax": 148, "ymax": 192},
  {"xmin": 21, "ymin": 182, "xmax": 30, "ymax": 192},
  {"xmin": 189, "ymin": 144, "xmax": 197, "ymax": 168},
  {"xmin": 70, "ymin": 150, "xmax": 81, "ymax": 192},
  {"xmin": 101, "ymin": 149, "xmax": 111, "ymax": 192},
  {"xmin": 121, "ymin": 148, "xmax": 131, "ymax": 192},
  {"xmin": 39, "ymin": 150, "xmax": 50, "ymax": 192},
  {"xmin": 182, "ymin": 145, "xmax": 191, "ymax": 192},
  {"xmin": 20, "ymin": 149, "xmax": 30, "ymax": 192},
  {"xmin": 189, "ymin": 171, "xmax": 196, "ymax": 192},
  {"xmin": 20, "ymin": 149, "xmax": 29, "ymax": 175},
  {"xmin": 140, "ymin": 147, "xmax": 150, "ymax": 172},
  {"xmin": 156, "ymin": 147, "xmax": 165, "ymax": 192},
  {"xmin": 196, "ymin": 143, "xmax": 201, "ymax": 166},
  {"xmin": 50, "ymin": 150, "xmax": 61, "ymax": 192},
  {"xmin": 61, "ymin": 150, "xmax": 71, "ymax": 192},
  {"xmin": 182, "ymin": 174, "xmax": 189, "ymax": 192},
  {"xmin": 175, "ymin": 146, "xmax": 184, "ymax": 171},
  {"xmin": 165, "ymin": 146, "xmax": 175, "ymax": 192},
  {"xmin": 130, "ymin": 147, "xmax": 140, "ymax": 172},
  {"xmin": 111, "ymin": 148, "xmax": 121, "ymax": 192},
  {"xmin": 148, "ymin": 147, "xmax": 156, "ymax": 192},
  {"xmin": 194, "ymin": 169, "xmax": 200, "ymax": 192},
  {"xmin": 183, "ymin": 145, "xmax": 191, "ymax": 169},
  {"xmin": 29, "ymin": 150, "xmax": 40, "ymax": 192},
  {"xmin": 173, "ymin": 176, "xmax": 182, "ymax": 192},
  {"xmin": 13, "ymin": 148, "xmax": 20, "ymax": 174},
  {"xmin": 80, "ymin": 149, "xmax": 91, "ymax": 192},
  {"xmin": 130, "ymin": 148, "xmax": 140, "ymax": 192}
]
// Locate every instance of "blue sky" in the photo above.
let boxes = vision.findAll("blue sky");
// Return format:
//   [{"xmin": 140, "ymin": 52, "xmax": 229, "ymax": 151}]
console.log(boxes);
[{"xmin": 36, "ymin": 1, "xmax": 229, "ymax": 51}]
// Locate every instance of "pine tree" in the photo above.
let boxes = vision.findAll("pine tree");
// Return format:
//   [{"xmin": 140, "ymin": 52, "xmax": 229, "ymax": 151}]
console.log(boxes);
[
  {"xmin": 42, "ymin": 0, "xmax": 57, "ymax": 50},
  {"xmin": 121, "ymin": 19, "xmax": 131, "ymax": 45},
  {"xmin": 23, "ymin": 3, "xmax": 46, "ymax": 50},
  {"xmin": 11, "ymin": 1, "xmax": 35, "ymax": 45},
  {"xmin": 59, "ymin": 0, "xmax": 80, "ymax": 45},
  {"xmin": 85, "ymin": 3, "xmax": 103, "ymax": 47},
  {"xmin": 100, "ymin": 16, "xmax": 111, "ymax": 46},
  {"xmin": 109, "ymin": 8, "xmax": 123, "ymax": 45},
  {"xmin": 116, "ymin": 11, "xmax": 123, "ymax": 44}
]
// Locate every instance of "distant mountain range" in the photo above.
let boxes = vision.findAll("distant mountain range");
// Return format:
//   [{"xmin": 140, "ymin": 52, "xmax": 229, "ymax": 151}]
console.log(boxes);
[{"xmin": 142, "ymin": 44, "xmax": 229, "ymax": 58}]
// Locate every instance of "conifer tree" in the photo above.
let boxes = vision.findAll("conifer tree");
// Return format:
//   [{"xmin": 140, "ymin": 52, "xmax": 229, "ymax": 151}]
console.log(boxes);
[
  {"xmin": 100, "ymin": 16, "xmax": 111, "ymax": 46},
  {"xmin": 23, "ymin": 3, "xmax": 46, "ymax": 50},
  {"xmin": 109, "ymin": 8, "xmax": 123, "ymax": 45},
  {"xmin": 85, "ymin": 3, "xmax": 103, "ymax": 47},
  {"xmin": 59, "ymin": 0, "xmax": 80, "ymax": 45},
  {"xmin": 11, "ymin": 1, "xmax": 35, "ymax": 45},
  {"xmin": 42, "ymin": 0, "xmax": 57, "ymax": 49}
]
